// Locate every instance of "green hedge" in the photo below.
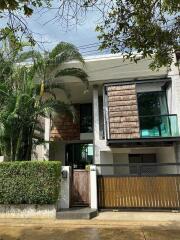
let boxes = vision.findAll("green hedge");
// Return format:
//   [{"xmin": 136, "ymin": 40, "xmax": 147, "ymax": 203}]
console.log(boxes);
[{"xmin": 0, "ymin": 161, "xmax": 61, "ymax": 204}]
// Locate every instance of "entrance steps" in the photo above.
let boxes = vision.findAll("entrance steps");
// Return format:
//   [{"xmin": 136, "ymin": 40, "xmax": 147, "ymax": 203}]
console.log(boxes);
[{"xmin": 56, "ymin": 207, "xmax": 98, "ymax": 220}]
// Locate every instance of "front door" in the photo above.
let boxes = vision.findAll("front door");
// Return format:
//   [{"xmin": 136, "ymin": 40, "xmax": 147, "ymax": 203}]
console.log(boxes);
[{"xmin": 71, "ymin": 169, "xmax": 90, "ymax": 206}]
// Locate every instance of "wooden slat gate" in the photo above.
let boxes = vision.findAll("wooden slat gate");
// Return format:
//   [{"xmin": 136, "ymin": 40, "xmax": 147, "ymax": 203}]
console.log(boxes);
[
  {"xmin": 98, "ymin": 176, "xmax": 180, "ymax": 209},
  {"xmin": 71, "ymin": 170, "xmax": 90, "ymax": 207}
]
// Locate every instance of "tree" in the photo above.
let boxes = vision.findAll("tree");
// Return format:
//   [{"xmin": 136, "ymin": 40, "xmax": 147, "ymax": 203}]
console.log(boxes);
[
  {"xmin": 0, "ymin": 0, "xmax": 51, "ymax": 45},
  {"xmin": 0, "ymin": 40, "xmax": 88, "ymax": 161},
  {"xmin": 0, "ymin": 1, "xmax": 50, "ymax": 14},
  {"xmin": 83, "ymin": 0, "xmax": 180, "ymax": 69},
  {"xmin": 0, "ymin": 0, "xmax": 179, "ymax": 69},
  {"xmin": 47, "ymin": 0, "xmax": 180, "ymax": 69}
]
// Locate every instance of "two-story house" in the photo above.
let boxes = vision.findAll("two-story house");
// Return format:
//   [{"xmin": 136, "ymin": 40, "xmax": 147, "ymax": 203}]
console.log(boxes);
[{"xmin": 41, "ymin": 53, "xmax": 180, "ymax": 210}]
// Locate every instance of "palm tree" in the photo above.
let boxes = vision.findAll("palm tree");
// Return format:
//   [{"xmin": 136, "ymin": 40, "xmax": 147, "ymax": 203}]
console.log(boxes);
[{"xmin": 0, "ymin": 41, "xmax": 88, "ymax": 161}]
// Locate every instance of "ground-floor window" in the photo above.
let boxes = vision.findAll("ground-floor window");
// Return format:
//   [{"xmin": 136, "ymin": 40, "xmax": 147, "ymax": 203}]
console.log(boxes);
[
  {"xmin": 65, "ymin": 143, "xmax": 93, "ymax": 169},
  {"xmin": 129, "ymin": 154, "xmax": 157, "ymax": 175}
]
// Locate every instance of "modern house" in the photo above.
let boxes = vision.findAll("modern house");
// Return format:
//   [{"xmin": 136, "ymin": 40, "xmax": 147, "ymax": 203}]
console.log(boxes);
[{"xmin": 40, "ymin": 53, "xmax": 180, "ymax": 210}]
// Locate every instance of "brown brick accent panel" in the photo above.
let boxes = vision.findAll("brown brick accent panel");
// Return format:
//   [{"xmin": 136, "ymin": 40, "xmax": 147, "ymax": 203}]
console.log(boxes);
[
  {"xmin": 50, "ymin": 107, "xmax": 80, "ymax": 141},
  {"xmin": 107, "ymin": 84, "xmax": 140, "ymax": 139}
]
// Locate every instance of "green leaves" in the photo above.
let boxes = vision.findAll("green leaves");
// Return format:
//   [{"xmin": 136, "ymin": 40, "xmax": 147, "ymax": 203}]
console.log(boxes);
[
  {"xmin": 0, "ymin": 161, "xmax": 61, "ymax": 204},
  {"xmin": 0, "ymin": 40, "xmax": 88, "ymax": 161},
  {"xmin": 94, "ymin": 0, "xmax": 180, "ymax": 69},
  {"xmin": 16, "ymin": 50, "xmax": 42, "ymax": 63},
  {"xmin": 23, "ymin": 5, "xmax": 33, "ymax": 16},
  {"xmin": 55, "ymin": 67, "xmax": 89, "ymax": 90},
  {"xmin": 49, "ymin": 42, "xmax": 85, "ymax": 64},
  {"xmin": 0, "ymin": 0, "xmax": 51, "ymax": 16}
]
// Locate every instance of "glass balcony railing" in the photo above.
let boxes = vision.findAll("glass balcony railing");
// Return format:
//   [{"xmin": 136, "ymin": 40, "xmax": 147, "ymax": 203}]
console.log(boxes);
[{"xmin": 139, "ymin": 114, "xmax": 179, "ymax": 138}]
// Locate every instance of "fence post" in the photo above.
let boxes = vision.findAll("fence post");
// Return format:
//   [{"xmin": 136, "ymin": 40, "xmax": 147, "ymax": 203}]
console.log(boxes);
[
  {"xmin": 90, "ymin": 165, "xmax": 98, "ymax": 209},
  {"xmin": 58, "ymin": 166, "xmax": 71, "ymax": 209}
]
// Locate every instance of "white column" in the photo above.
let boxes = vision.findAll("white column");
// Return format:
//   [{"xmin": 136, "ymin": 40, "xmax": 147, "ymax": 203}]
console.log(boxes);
[
  {"xmin": 0, "ymin": 156, "xmax": 4, "ymax": 162},
  {"xmin": 169, "ymin": 54, "xmax": 180, "ymax": 170},
  {"xmin": 59, "ymin": 166, "xmax": 71, "ymax": 209},
  {"xmin": 90, "ymin": 165, "xmax": 98, "ymax": 209},
  {"xmin": 93, "ymin": 85, "xmax": 100, "ymax": 141},
  {"xmin": 44, "ymin": 117, "xmax": 50, "ymax": 160},
  {"xmin": 168, "ymin": 54, "xmax": 180, "ymax": 125},
  {"xmin": 93, "ymin": 85, "xmax": 100, "ymax": 164}
]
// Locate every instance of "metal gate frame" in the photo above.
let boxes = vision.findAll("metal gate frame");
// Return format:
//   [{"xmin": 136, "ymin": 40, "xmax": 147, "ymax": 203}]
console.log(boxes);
[{"xmin": 96, "ymin": 163, "xmax": 180, "ymax": 209}]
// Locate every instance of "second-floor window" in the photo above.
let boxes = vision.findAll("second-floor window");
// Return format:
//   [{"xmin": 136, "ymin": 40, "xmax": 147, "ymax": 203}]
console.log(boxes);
[
  {"xmin": 137, "ymin": 91, "xmax": 168, "ymax": 116},
  {"xmin": 137, "ymin": 91, "xmax": 169, "ymax": 137},
  {"xmin": 80, "ymin": 104, "xmax": 93, "ymax": 133}
]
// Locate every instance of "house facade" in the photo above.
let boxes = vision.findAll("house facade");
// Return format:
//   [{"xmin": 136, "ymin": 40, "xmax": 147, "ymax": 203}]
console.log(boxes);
[{"xmin": 42, "ymin": 53, "xmax": 180, "ymax": 209}]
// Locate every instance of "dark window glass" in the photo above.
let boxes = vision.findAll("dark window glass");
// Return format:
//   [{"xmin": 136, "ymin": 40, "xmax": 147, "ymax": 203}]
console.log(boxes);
[
  {"xmin": 129, "ymin": 154, "xmax": 157, "ymax": 175},
  {"xmin": 66, "ymin": 143, "xmax": 93, "ymax": 169},
  {"xmin": 137, "ymin": 91, "xmax": 168, "ymax": 116},
  {"xmin": 80, "ymin": 104, "xmax": 93, "ymax": 133},
  {"xmin": 137, "ymin": 91, "xmax": 169, "ymax": 137}
]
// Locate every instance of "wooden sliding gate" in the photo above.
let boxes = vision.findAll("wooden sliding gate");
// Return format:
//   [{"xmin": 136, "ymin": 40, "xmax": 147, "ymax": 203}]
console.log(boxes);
[{"xmin": 98, "ymin": 176, "xmax": 180, "ymax": 209}]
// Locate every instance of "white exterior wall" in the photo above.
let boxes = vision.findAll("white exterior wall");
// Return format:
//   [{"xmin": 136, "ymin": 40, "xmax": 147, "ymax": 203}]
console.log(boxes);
[
  {"xmin": 156, "ymin": 147, "xmax": 177, "ymax": 174},
  {"xmin": 58, "ymin": 55, "xmax": 167, "ymax": 84},
  {"xmin": 32, "ymin": 145, "xmax": 44, "ymax": 160},
  {"xmin": 96, "ymin": 146, "xmax": 177, "ymax": 175},
  {"xmin": 99, "ymin": 151, "xmax": 114, "ymax": 175},
  {"xmin": 156, "ymin": 147, "xmax": 176, "ymax": 163},
  {"xmin": 59, "ymin": 166, "xmax": 71, "ymax": 209},
  {"xmin": 43, "ymin": 117, "xmax": 50, "ymax": 160},
  {"xmin": 113, "ymin": 153, "xmax": 129, "ymax": 175},
  {"xmin": 168, "ymin": 55, "xmax": 180, "ymax": 124},
  {"xmin": 166, "ymin": 82, "xmax": 173, "ymax": 114},
  {"xmin": 90, "ymin": 165, "xmax": 98, "ymax": 209},
  {"xmin": 168, "ymin": 55, "xmax": 180, "ymax": 163},
  {"xmin": 80, "ymin": 133, "xmax": 93, "ymax": 140},
  {"xmin": 136, "ymin": 82, "xmax": 163, "ymax": 93}
]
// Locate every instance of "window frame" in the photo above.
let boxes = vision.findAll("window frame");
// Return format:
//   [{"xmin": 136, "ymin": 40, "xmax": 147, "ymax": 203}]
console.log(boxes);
[{"xmin": 80, "ymin": 103, "xmax": 93, "ymax": 133}]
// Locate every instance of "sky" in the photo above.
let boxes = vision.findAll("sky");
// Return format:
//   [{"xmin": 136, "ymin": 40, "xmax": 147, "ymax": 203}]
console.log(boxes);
[
  {"xmin": 26, "ymin": 4, "xmax": 103, "ymax": 55},
  {"xmin": 0, "ymin": 2, "xmax": 109, "ymax": 56}
]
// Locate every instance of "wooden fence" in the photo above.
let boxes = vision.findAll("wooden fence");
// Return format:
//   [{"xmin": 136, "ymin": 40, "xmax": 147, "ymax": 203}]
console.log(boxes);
[{"xmin": 98, "ymin": 176, "xmax": 180, "ymax": 209}]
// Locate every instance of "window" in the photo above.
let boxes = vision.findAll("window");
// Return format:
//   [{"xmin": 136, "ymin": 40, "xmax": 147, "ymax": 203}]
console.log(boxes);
[
  {"xmin": 80, "ymin": 104, "xmax": 93, "ymax": 133},
  {"xmin": 137, "ymin": 91, "xmax": 170, "ymax": 137},
  {"xmin": 129, "ymin": 154, "xmax": 157, "ymax": 175},
  {"xmin": 137, "ymin": 91, "xmax": 168, "ymax": 116},
  {"xmin": 66, "ymin": 143, "xmax": 93, "ymax": 169}
]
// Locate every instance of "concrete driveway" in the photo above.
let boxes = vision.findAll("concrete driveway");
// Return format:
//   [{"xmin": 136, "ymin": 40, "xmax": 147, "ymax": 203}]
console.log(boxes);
[
  {"xmin": 1, "ymin": 218, "xmax": 180, "ymax": 240},
  {"xmin": 1, "ymin": 226, "xmax": 180, "ymax": 240}
]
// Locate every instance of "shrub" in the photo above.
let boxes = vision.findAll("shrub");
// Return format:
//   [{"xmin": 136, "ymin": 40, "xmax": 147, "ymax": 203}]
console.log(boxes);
[{"xmin": 0, "ymin": 161, "xmax": 61, "ymax": 204}]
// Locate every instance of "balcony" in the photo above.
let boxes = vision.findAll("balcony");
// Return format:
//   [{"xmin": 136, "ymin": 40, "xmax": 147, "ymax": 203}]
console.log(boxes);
[{"xmin": 140, "ymin": 114, "xmax": 179, "ymax": 138}]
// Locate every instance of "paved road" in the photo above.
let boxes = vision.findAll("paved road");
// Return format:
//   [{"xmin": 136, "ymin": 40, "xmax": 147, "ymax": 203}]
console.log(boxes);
[{"xmin": 1, "ymin": 222, "xmax": 180, "ymax": 240}]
